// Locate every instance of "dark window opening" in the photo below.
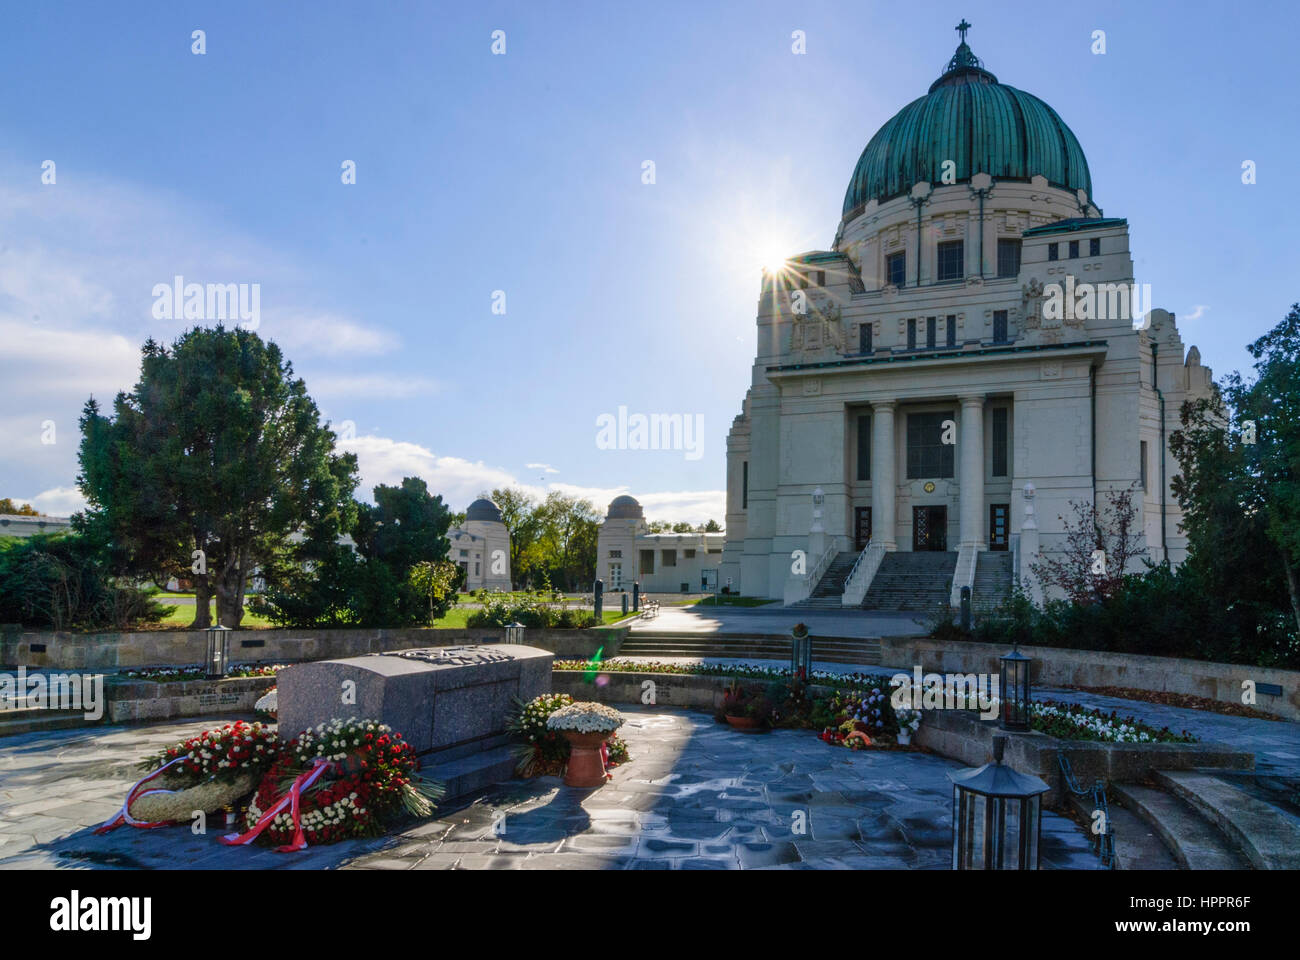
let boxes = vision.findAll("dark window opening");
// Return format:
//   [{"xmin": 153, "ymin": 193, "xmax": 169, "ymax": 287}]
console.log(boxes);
[
  {"xmin": 937, "ymin": 240, "xmax": 964, "ymax": 282},
  {"xmin": 856, "ymin": 414, "xmax": 871, "ymax": 481},
  {"xmin": 859, "ymin": 323, "xmax": 872, "ymax": 354},
  {"xmin": 906, "ymin": 411, "xmax": 956, "ymax": 479},
  {"xmin": 907, "ymin": 318, "xmax": 917, "ymax": 351},
  {"xmin": 996, "ymin": 239, "xmax": 1022, "ymax": 278},
  {"xmin": 1089, "ymin": 237, "xmax": 1101, "ymax": 257},
  {"xmin": 992, "ymin": 407, "xmax": 1009, "ymax": 477},
  {"xmin": 993, "ymin": 309, "xmax": 1008, "ymax": 343},
  {"xmin": 925, "ymin": 316, "xmax": 937, "ymax": 350},
  {"xmin": 946, "ymin": 315, "xmax": 956, "ymax": 348},
  {"xmin": 887, "ymin": 251, "xmax": 906, "ymax": 287},
  {"xmin": 1069, "ymin": 240, "xmax": 1080, "ymax": 259},
  {"xmin": 741, "ymin": 460, "xmax": 748, "ymax": 509},
  {"xmin": 1048, "ymin": 242, "xmax": 1059, "ymax": 261}
]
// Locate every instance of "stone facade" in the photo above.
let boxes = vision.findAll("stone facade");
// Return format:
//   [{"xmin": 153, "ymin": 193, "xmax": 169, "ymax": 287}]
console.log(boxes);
[
  {"xmin": 446, "ymin": 497, "xmax": 512, "ymax": 591},
  {"xmin": 718, "ymin": 49, "xmax": 1215, "ymax": 603},
  {"xmin": 595, "ymin": 496, "xmax": 726, "ymax": 594}
]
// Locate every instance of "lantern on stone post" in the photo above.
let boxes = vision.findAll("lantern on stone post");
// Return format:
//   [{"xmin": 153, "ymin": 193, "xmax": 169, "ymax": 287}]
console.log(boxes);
[
  {"xmin": 999, "ymin": 644, "xmax": 1031, "ymax": 731},
  {"xmin": 504, "ymin": 621, "xmax": 525, "ymax": 645},
  {"xmin": 949, "ymin": 735, "xmax": 1048, "ymax": 870},
  {"xmin": 790, "ymin": 623, "xmax": 812, "ymax": 681},
  {"xmin": 205, "ymin": 624, "xmax": 231, "ymax": 678}
]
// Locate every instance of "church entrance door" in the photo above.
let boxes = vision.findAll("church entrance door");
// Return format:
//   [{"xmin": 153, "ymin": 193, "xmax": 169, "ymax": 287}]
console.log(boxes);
[
  {"xmin": 912, "ymin": 505, "xmax": 947, "ymax": 551},
  {"xmin": 854, "ymin": 507, "xmax": 872, "ymax": 551}
]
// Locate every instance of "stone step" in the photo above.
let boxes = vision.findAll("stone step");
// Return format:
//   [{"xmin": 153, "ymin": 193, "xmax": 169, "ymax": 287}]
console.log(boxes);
[
  {"xmin": 424, "ymin": 744, "xmax": 519, "ymax": 800},
  {"xmin": 0, "ymin": 709, "xmax": 94, "ymax": 738},
  {"xmin": 1110, "ymin": 782, "xmax": 1250, "ymax": 870},
  {"xmin": 1065, "ymin": 790, "xmax": 1179, "ymax": 870},
  {"xmin": 1152, "ymin": 770, "xmax": 1300, "ymax": 869}
]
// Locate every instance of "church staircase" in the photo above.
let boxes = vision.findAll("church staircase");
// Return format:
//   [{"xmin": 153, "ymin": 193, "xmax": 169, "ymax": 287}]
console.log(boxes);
[
  {"xmin": 860, "ymin": 551, "xmax": 957, "ymax": 611},
  {"xmin": 789, "ymin": 551, "xmax": 859, "ymax": 609},
  {"xmin": 972, "ymin": 551, "xmax": 1014, "ymax": 614}
]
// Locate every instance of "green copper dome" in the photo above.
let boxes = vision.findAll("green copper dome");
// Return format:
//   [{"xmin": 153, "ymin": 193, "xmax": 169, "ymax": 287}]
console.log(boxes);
[{"xmin": 842, "ymin": 28, "xmax": 1092, "ymax": 217}]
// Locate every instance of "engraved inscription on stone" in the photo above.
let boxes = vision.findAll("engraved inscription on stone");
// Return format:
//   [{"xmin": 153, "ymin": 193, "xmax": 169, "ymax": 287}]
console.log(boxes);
[{"xmin": 380, "ymin": 645, "xmax": 516, "ymax": 667}]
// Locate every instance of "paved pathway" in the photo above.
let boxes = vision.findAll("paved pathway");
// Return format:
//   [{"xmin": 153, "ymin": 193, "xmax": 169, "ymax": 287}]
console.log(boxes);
[
  {"xmin": 633, "ymin": 605, "xmax": 926, "ymax": 638},
  {"xmin": 0, "ymin": 707, "xmax": 1101, "ymax": 870}
]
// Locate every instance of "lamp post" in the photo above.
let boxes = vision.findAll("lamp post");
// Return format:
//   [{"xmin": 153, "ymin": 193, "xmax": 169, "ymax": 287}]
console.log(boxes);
[
  {"xmin": 999, "ymin": 644, "xmax": 1032, "ymax": 731},
  {"xmin": 907, "ymin": 181, "xmax": 933, "ymax": 287},
  {"xmin": 205, "ymin": 624, "xmax": 231, "ymax": 679},
  {"xmin": 967, "ymin": 172, "xmax": 994, "ymax": 278},
  {"xmin": 504, "ymin": 621, "xmax": 525, "ymax": 645},
  {"xmin": 790, "ymin": 623, "xmax": 812, "ymax": 681},
  {"xmin": 949, "ymin": 735, "xmax": 1049, "ymax": 869}
]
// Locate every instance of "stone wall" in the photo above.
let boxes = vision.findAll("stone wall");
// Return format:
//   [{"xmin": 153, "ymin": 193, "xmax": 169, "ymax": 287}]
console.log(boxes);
[
  {"xmin": 914, "ymin": 708, "xmax": 1253, "ymax": 807},
  {"xmin": 877, "ymin": 635, "xmax": 1300, "ymax": 722},
  {"xmin": 104, "ymin": 675, "xmax": 276, "ymax": 724},
  {"xmin": 0, "ymin": 625, "xmax": 625, "ymax": 671}
]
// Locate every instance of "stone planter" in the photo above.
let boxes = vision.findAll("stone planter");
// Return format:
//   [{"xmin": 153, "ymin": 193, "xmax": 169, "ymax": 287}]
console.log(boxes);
[
  {"xmin": 897, "ymin": 730, "xmax": 912, "ymax": 746},
  {"xmin": 724, "ymin": 714, "xmax": 764, "ymax": 731},
  {"xmin": 562, "ymin": 730, "xmax": 614, "ymax": 787}
]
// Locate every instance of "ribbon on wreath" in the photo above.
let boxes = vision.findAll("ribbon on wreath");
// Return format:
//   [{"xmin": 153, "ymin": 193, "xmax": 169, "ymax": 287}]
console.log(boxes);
[
  {"xmin": 94, "ymin": 756, "xmax": 189, "ymax": 834},
  {"xmin": 218, "ymin": 758, "xmax": 334, "ymax": 853}
]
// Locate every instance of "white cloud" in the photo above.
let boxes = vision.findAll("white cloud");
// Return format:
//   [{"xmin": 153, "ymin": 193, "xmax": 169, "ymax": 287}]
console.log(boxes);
[
  {"xmin": 267, "ymin": 311, "xmax": 400, "ymax": 357},
  {"xmin": 307, "ymin": 373, "xmax": 440, "ymax": 399},
  {"xmin": 1183, "ymin": 304, "xmax": 1210, "ymax": 322},
  {"xmin": 14, "ymin": 486, "xmax": 87, "ymax": 518},
  {"xmin": 526, "ymin": 463, "xmax": 560, "ymax": 474}
]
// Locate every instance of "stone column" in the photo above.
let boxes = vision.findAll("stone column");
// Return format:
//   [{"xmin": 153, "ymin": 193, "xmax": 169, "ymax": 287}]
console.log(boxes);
[
  {"xmin": 870, "ymin": 401, "xmax": 897, "ymax": 550},
  {"xmin": 959, "ymin": 395, "xmax": 986, "ymax": 548}
]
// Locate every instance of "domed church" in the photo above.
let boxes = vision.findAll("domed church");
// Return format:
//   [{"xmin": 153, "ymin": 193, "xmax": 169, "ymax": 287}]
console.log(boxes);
[{"xmin": 717, "ymin": 23, "xmax": 1215, "ymax": 607}]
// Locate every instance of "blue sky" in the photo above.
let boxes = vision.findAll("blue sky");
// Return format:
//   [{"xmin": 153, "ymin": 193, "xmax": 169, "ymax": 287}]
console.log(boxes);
[{"xmin": 2, "ymin": 1, "xmax": 1296, "ymax": 522}]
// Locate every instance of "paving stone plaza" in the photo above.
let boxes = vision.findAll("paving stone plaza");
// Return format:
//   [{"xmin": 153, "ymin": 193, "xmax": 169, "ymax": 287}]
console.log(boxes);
[
  {"xmin": 0, "ymin": 704, "xmax": 1110, "ymax": 871},
  {"xmin": 3, "ymin": 676, "xmax": 1298, "ymax": 872}
]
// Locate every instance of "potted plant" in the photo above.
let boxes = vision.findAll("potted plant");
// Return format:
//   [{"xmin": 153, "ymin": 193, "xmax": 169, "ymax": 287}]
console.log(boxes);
[
  {"xmin": 895, "ymin": 707, "xmax": 921, "ymax": 745},
  {"xmin": 720, "ymin": 681, "xmax": 771, "ymax": 731},
  {"xmin": 546, "ymin": 701, "xmax": 625, "ymax": 787}
]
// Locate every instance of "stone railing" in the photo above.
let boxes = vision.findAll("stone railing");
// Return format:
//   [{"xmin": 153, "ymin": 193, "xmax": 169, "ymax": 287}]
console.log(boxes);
[
  {"xmin": 841, "ymin": 541, "xmax": 886, "ymax": 606},
  {"xmin": 878, "ymin": 634, "xmax": 1300, "ymax": 722},
  {"xmin": 782, "ymin": 539, "xmax": 839, "ymax": 606},
  {"xmin": 949, "ymin": 544, "xmax": 978, "ymax": 608}
]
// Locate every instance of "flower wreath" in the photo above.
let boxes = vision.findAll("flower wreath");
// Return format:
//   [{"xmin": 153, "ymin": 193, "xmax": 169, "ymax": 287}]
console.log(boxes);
[
  {"xmin": 228, "ymin": 717, "xmax": 443, "ymax": 850},
  {"xmin": 97, "ymin": 721, "xmax": 281, "ymax": 833}
]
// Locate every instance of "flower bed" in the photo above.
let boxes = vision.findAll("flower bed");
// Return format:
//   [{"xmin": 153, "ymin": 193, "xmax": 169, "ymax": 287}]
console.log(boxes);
[
  {"xmin": 1026, "ymin": 699, "xmax": 1196, "ymax": 744},
  {"xmin": 120, "ymin": 663, "xmax": 285, "ymax": 683},
  {"xmin": 553, "ymin": 663, "xmax": 1199, "ymax": 746},
  {"xmin": 554, "ymin": 657, "xmax": 894, "ymax": 689}
]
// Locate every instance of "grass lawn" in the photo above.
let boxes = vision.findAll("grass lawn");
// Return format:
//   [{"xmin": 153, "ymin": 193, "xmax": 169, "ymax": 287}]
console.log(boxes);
[
  {"xmin": 431, "ymin": 609, "xmax": 635, "ymax": 629},
  {"xmin": 157, "ymin": 600, "xmax": 275, "ymax": 629}
]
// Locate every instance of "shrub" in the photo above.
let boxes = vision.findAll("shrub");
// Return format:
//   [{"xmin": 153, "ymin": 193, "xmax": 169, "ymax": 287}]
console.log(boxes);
[{"xmin": 0, "ymin": 534, "xmax": 165, "ymax": 631}]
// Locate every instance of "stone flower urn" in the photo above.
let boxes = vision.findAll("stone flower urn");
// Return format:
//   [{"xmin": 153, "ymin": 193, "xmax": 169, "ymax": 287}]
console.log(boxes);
[
  {"xmin": 547, "ymin": 701, "xmax": 625, "ymax": 788},
  {"xmin": 561, "ymin": 730, "xmax": 614, "ymax": 787}
]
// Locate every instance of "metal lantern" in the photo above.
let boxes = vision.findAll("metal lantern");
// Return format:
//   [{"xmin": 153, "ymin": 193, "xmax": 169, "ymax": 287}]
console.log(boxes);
[
  {"xmin": 999, "ymin": 644, "xmax": 1031, "ymax": 731},
  {"xmin": 205, "ymin": 624, "xmax": 231, "ymax": 678},
  {"xmin": 504, "ymin": 621, "xmax": 525, "ymax": 645},
  {"xmin": 949, "ymin": 736, "xmax": 1049, "ymax": 870},
  {"xmin": 790, "ymin": 625, "xmax": 812, "ymax": 680}
]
